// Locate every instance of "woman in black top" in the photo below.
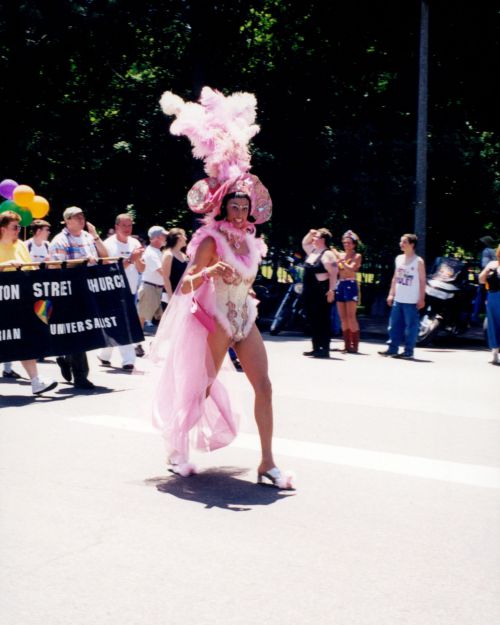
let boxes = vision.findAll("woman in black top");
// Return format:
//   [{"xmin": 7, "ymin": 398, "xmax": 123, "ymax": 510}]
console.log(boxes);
[
  {"xmin": 301, "ymin": 228, "xmax": 338, "ymax": 358},
  {"xmin": 161, "ymin": 228, "xmax": 189, "ymax": 301}
]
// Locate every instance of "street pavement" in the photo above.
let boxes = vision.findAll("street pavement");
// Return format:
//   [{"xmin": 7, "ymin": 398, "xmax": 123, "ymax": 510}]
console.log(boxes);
[{"xmin": 1, "ymin": 332, "xmax": 499, "ymax": 625}]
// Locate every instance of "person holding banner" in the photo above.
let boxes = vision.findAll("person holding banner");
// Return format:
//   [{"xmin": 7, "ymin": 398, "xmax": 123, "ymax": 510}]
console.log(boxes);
[
  {"xmin": 97, "ymin": 213, "xmax": 145, "ymax": 370},
  {"xmin": 49, "ymin": 206, "xmax": 107, "ymax": 389},
  {"xmin": 25, "ymin": 219, "xmax": 51, "ymax": 263},
  {"xmin": 0, "ymin": 210, "xmax": 58, "ymax": 395},
  {"xmin": 150, "ymin": 87, "xmax": 294, "ymax": 489}
]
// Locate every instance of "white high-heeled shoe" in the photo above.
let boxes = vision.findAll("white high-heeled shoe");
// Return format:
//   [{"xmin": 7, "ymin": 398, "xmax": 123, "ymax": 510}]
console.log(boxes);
[
  {"xmin": 168, "ymin": 459, "xmax": 197, "ymax": 477},
  {"xmin": 257, "ymin": 467, "xmax": 295, "ymax": 490}
]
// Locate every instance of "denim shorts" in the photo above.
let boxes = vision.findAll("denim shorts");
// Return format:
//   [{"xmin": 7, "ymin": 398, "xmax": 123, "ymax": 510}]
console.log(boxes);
[{"xmin": 335, "ymin": 279, "xmax": 358, "ymax": 302}]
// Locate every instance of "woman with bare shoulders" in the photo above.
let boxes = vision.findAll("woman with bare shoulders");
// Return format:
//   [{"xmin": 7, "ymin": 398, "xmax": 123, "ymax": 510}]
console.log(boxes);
[
  {"xmin": 149, "ymin": 87, "xmax": 294, "ymax": 489},
  {"xmin": 335, "ymin": 230, "xmax": 362, "ymax": 353},
  {"xmin": 161, "ymin": 227, "xmax": 188, "ymax": 301},
  {"xmin": 479, "ymin": 244, "xmax": 500, "ymax": 365}
]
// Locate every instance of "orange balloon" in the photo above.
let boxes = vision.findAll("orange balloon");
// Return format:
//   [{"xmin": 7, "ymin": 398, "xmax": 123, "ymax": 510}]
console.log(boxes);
[
  {"xmin": 29, "ymin": 195, "xmax": 50, "ymax": 218},
  {"xmin": 13, "ymin": 185, "xmax": 35, "ymax": 208}
]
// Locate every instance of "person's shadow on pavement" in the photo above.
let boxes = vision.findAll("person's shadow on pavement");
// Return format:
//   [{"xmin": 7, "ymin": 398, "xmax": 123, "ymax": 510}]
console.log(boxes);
[
  {"xmin": 145, "ymin": 466, "xmax": 296, "ymax": 512},
  {"xmin": 0, "ymin": 393, "xmax": 75, "ymax": 407}
]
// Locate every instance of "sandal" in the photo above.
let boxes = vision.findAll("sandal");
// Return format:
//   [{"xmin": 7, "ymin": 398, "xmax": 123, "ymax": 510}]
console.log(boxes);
[
  {"xmin": 257, "ymin": 467, "xmax": 295, "ymax": 490},
  {"xmin": 169, "ymin": 461, "xmax": 197, "ymax": 477}
]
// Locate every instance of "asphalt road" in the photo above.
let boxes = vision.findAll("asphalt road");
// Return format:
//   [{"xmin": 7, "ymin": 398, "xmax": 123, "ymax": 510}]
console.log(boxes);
[{"xmin": 1, "ymin": 333, "xmax": 499, "ymax": 625}]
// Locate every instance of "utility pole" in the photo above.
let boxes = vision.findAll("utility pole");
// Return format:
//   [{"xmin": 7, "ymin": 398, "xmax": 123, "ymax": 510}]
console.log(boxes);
[{"xmin": 415, "ymin": 0, "xmax": 429, "ymax": 260}]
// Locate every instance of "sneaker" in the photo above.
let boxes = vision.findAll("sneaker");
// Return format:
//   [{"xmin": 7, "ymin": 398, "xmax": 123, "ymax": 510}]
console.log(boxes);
[
  {"xmin": 56, "ymin": 356, "xmax": 72, "ymax": 382},
  {"xmin": 32, "ymin": 377, "xmax": 58, "ymax": 395},
  {"xmin": 395, "ymin": 352, "xmax": 414, "ymax": 360},
  {"xmin": 378, "ymin": 350, "xmax": 398, "ymax": 357},
  {"xmin": 97, "ymin": 356, "xmax": 111, "ymax": 366},
  {"xmin": 3, "ymin": 369, "xmax": 21, "ymax": 379},
  {"xmin": 302, "ymin": 350, "xmax": 316, "ymax": 356},
  {"xmin": 135, "ymin": 344, "xmax": 145, "ymax": 357},
  {"xmin": 122, "ymin": 364, "xmax": 134, "ymax": 371},
  {"xmin": 73, "ymin": 379, "xmax": 96, "ymax": 390}
]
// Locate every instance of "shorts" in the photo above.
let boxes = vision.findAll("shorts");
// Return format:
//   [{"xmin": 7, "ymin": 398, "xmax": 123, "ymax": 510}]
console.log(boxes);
[
  {"xmin": 138, "ymin": 283, "xmax": 163, "ymax": 320},
  {"xmin": 335, "ymin": 279, "xmax": 358, "ymax": 302}
]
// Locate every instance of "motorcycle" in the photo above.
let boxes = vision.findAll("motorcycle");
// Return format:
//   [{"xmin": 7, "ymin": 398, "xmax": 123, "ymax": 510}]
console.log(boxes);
[
  {"xmin": 269, "ymin": 257, "xmax": 308, "ymax": 336},
  {"xmin": 417, "ymin": 256, "xmax": 478, "ymax": 345}
]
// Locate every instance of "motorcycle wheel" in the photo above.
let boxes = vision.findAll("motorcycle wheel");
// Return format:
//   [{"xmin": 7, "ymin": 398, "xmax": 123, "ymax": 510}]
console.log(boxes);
[{"xmin": 417, "ymin": 314, "xmax": 442, "ymax": 346}]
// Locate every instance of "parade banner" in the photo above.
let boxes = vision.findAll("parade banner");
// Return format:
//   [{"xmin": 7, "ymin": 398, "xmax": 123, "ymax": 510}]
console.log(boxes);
[{"xmin": 0, "ymin": 262, "xmax": 144, "ymax": 362}]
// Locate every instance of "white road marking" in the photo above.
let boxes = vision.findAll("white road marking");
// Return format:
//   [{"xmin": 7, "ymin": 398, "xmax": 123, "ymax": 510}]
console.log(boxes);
[{"xmin": 71, "ymin": 414, "xmax": 500, "ymax": 490}]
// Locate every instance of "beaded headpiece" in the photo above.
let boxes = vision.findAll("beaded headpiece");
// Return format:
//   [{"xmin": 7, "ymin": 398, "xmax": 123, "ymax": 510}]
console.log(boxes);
[{"xmin": 159, "ymin": 87, "xmax": 272, "ymax": 224}]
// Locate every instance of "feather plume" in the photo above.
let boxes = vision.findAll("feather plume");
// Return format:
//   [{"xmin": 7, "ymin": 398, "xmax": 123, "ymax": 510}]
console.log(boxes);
[{"xmin": 159, "ymin": 87, "xmax": 260, "ymax": 182}]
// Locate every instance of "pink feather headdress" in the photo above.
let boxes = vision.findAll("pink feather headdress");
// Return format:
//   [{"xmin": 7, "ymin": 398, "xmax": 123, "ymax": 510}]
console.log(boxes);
[{"xmin": 160, "ymin": 87, "xmax": 272, "ymax": 224}]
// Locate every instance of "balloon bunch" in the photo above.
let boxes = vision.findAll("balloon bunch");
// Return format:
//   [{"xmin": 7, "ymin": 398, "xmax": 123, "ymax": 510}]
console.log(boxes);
[{"xmin": 0, "ymin": 178, "xmax": 50, "ymax": 227}]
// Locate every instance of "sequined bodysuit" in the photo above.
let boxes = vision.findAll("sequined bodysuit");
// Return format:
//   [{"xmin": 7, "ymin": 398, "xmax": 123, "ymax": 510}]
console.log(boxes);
[{"xmin": 187, "ymin": 223, "xmax": 267, "ymax": 342}]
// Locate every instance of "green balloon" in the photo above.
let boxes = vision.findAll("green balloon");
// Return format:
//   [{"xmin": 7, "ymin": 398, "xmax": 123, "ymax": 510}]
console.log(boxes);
[
  {"xmin": 3, "ymin": 201, "xmax": 33, "ymax": 227},
  {"xmin": 0, "ymin": 199, "xmax": 18, "ymax": 213},
  {"xmin": 18, "ymin": 206, "xmax": 33, "ymax": 227}
]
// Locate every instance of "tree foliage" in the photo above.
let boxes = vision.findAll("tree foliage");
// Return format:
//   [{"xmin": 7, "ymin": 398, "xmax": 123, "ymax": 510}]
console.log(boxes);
[{"xmin": 1, "ymin": 0, "xmax": 498, "ymax": 260}]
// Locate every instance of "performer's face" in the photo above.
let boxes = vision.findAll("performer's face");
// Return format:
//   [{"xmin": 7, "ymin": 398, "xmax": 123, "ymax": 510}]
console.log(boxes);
[{"xmin": 226, "ymin": 197, "xmax": 250, "ymax": 229}]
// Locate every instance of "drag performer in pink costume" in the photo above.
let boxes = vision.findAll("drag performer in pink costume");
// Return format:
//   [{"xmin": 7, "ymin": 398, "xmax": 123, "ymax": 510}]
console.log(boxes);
[{"xmin": 150, "ymin": 87, "xmax": 294, "ymax": 489}]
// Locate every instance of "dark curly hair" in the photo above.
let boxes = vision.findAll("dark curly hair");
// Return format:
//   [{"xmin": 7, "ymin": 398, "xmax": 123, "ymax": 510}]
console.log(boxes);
[{"xmin": 215, "ymin": 192, "xmax": 254, "ymax": 223}]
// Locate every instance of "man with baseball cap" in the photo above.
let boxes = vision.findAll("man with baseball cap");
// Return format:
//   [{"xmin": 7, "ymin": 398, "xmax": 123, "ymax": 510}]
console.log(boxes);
[
  {"xmin": 137, "ymin": 225, "xmax": 168, "ymax": 330},
  {"xmin": 25, "ymin": 219, "xmax": 51, "ymax": 263},
  {"xmin": 49, "ymin": 206, "xmax": 108, "ymax": 390}
]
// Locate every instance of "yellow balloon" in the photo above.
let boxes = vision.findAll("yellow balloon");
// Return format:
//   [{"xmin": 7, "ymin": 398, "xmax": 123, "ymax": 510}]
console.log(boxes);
[
  {"xmin": 29, "ymin": 195, "xmax": 50, "ymax": 218},
  {"xmin": 13, "ymin": 185, "xmax": 35, "ymax": 208}
]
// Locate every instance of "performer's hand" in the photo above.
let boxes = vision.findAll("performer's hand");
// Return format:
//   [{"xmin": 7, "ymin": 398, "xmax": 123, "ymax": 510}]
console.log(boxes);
[
  {"xmin": 327, "ymin": 290, "xmax": 335, "ymax": 304},
  {"xmin": 209, "ymin": 261, "xmax": 234, "ymax": 280}
]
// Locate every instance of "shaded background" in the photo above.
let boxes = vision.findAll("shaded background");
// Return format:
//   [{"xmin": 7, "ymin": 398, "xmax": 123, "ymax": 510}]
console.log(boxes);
[{"xmin": 1, "ymin": 0, "xmax": 498, "ymax": 262}]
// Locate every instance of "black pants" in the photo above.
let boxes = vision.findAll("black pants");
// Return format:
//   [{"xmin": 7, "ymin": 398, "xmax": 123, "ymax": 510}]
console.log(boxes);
[
  {"xmin": 304, "ymin": 281, "xmax": 331, "ymax": 352},
  {"xmin": 63, "ymin": 352, "xmax": 89, "ymax": 383}
]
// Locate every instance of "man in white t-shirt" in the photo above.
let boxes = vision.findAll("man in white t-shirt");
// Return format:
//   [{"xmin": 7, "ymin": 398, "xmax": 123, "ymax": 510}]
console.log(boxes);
[
  {"xmin": 379, "ymin": 233, "xmax": 426, "ymax": 359},
  {"xmin": 25, "ymin": 219, "xmax": 51, "ymax": 263},
  {"xmin": 137, "ymin": 225, "xmax": 167, "ymax": 329},
  {"xmin": 97, "ymin": 213, "xmax": 145, "ymax": 370},
  {"xmin": 49, "ymin": 206, "xmax": 108, "ymax": 390}
]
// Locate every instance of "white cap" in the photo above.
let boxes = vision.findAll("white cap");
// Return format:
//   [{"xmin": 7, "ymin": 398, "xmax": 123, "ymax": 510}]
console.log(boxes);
[
  {"xmin": 148, "ymin": 225, "xmax": 168, "ymax": 239},
  {"xmin": 62, "ymin": 206, "xmax": 84, "ymax": 221}
]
